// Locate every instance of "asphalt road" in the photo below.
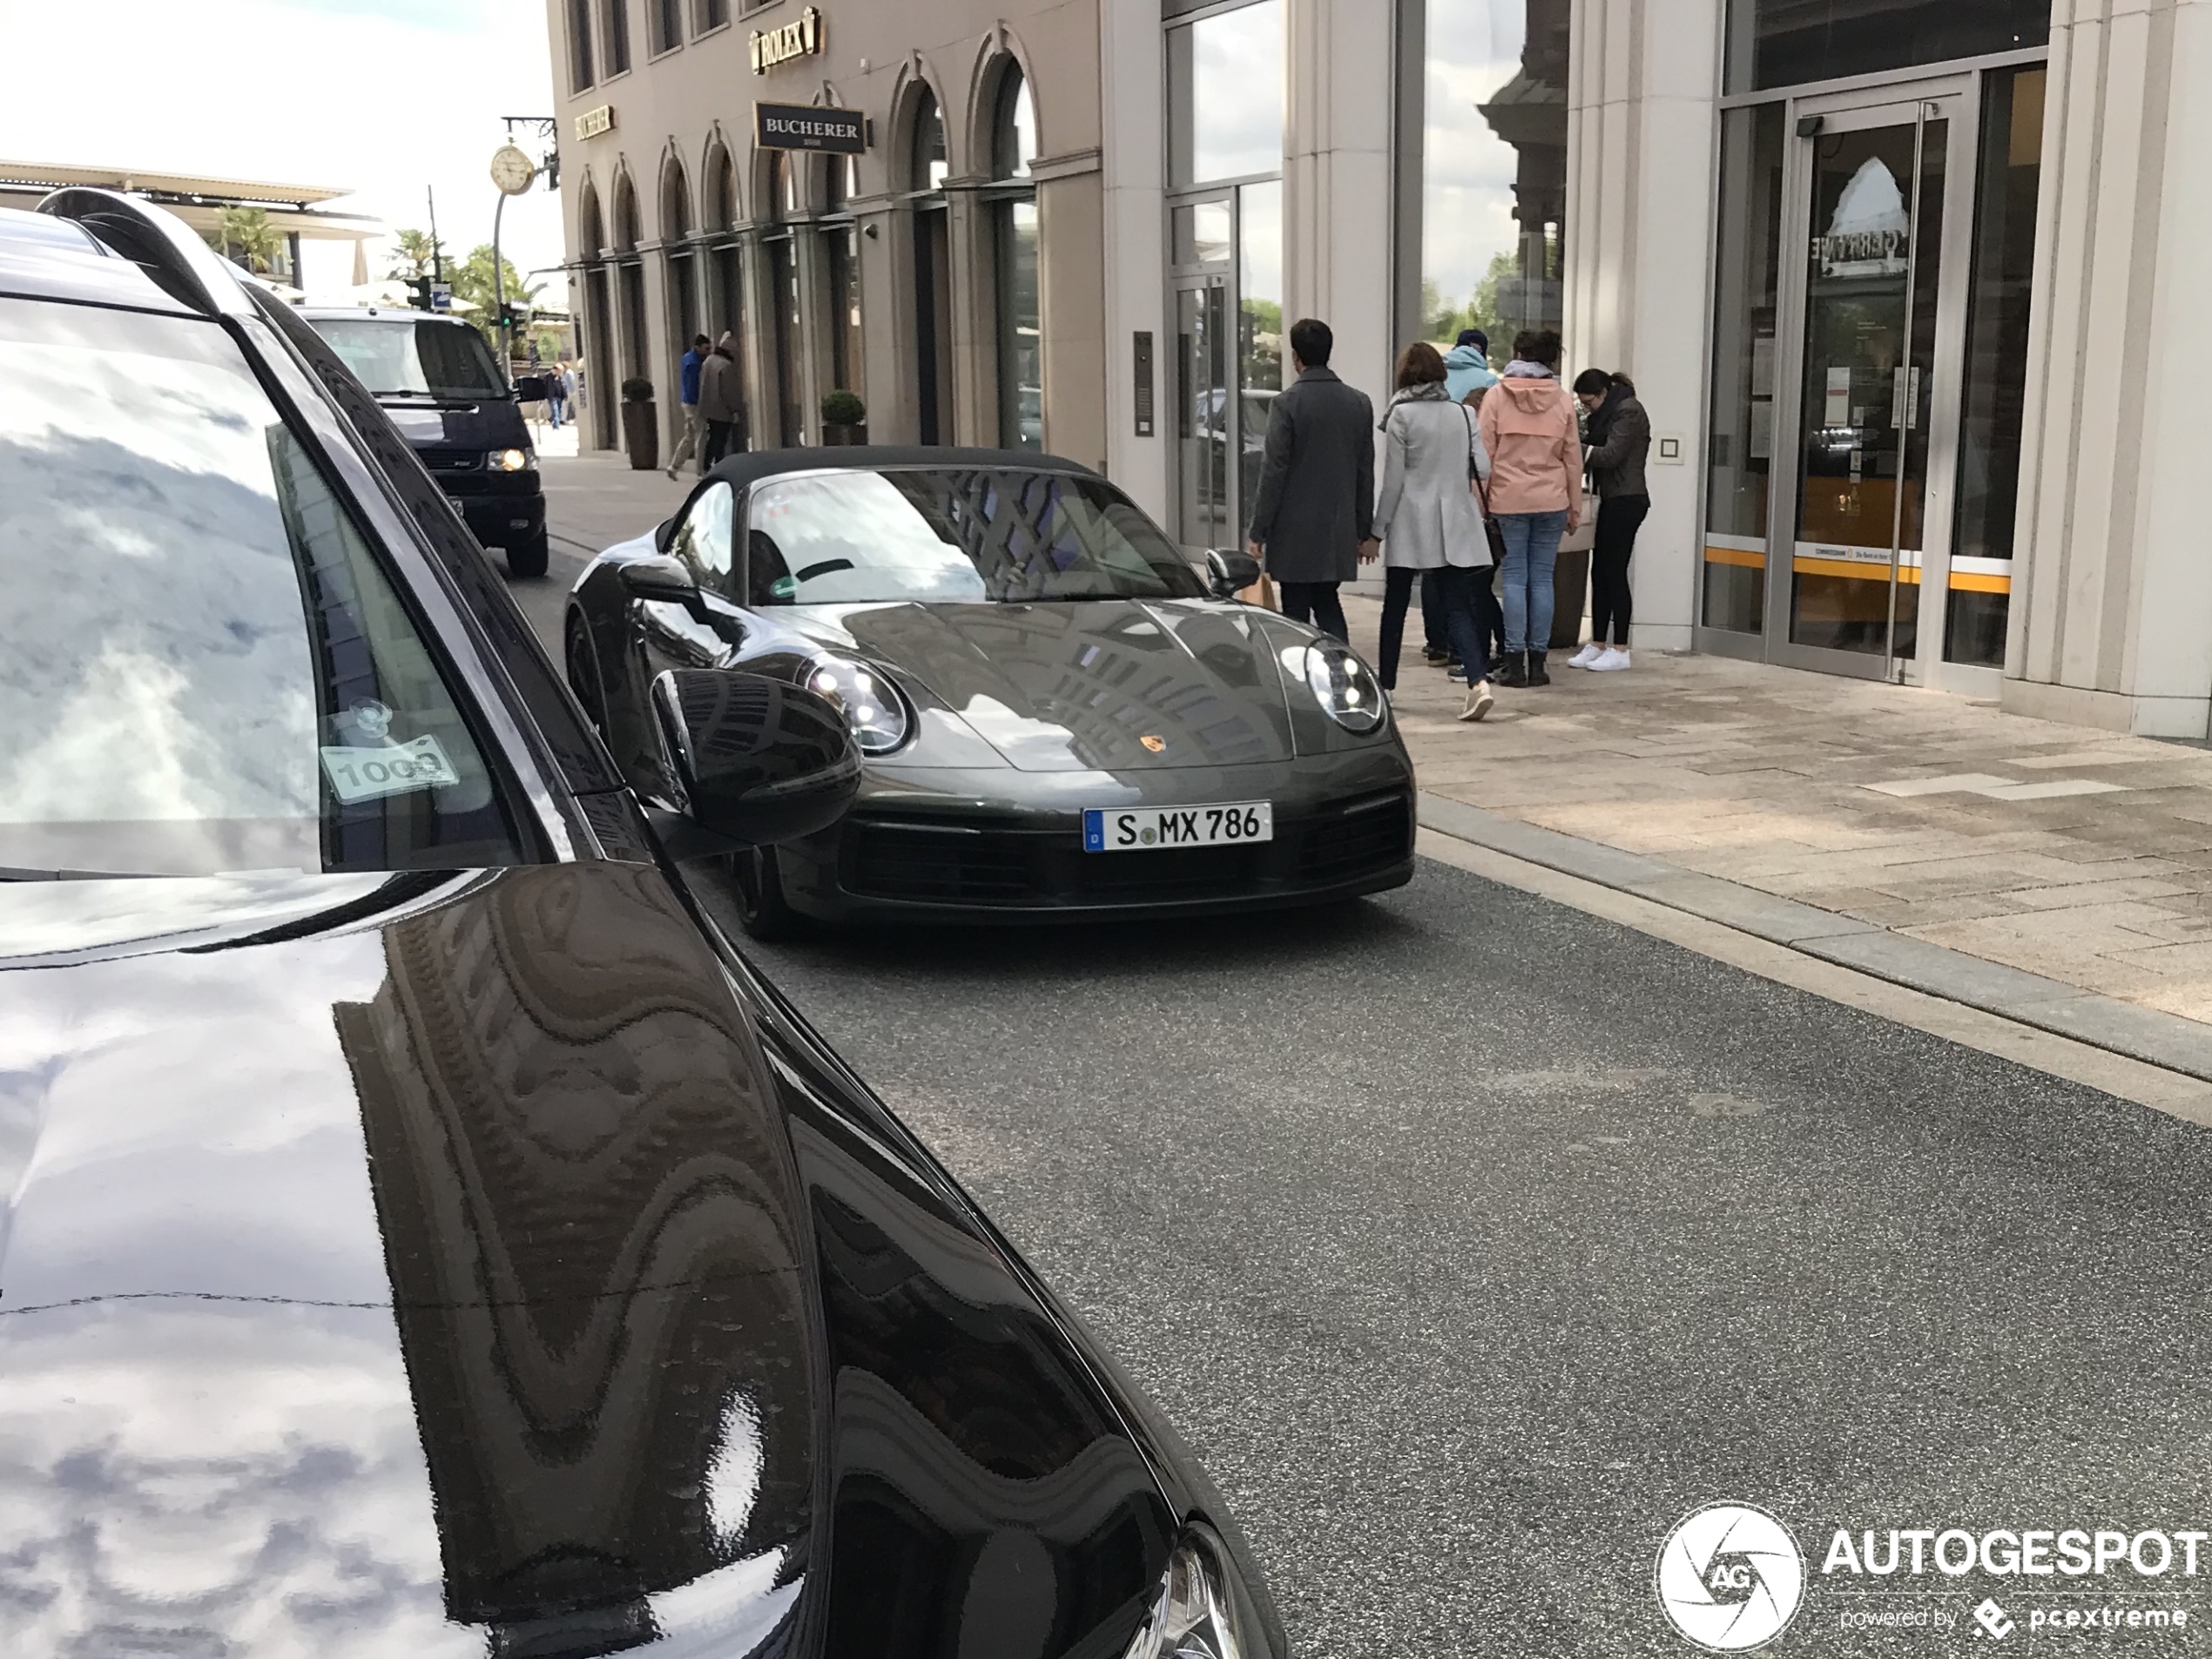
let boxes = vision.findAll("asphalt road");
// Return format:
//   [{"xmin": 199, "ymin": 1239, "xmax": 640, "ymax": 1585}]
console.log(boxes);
[
  {"xmin": 513, "ymin": 478, "xmax": 2212, "ymax": 1656},
  {"xmin": 729, "ymin": 869, "xmax": 2212, "ymax": 1657}
]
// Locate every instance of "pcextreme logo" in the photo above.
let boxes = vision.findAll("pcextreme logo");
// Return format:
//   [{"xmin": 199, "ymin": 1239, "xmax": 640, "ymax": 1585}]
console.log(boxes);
[{"xmin": 1656, "ymin": 1504, "xmax": 1807, "ymax": 1653}]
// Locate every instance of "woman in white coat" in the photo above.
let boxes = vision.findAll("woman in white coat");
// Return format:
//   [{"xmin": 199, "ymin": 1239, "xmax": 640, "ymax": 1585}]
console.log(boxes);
[{"xmin": 1371, "ymin": 341, "xmax": 1496, "ymax": 722}]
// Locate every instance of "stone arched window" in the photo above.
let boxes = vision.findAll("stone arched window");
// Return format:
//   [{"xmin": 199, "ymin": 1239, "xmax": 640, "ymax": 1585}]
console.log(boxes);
[
  {"xmin": 910, "ymin": 89, "xmax": 948, "ymax": 194},
  {"xmin": 986, "ymin": 60, "xmax": 1040, "ymax": 449}
]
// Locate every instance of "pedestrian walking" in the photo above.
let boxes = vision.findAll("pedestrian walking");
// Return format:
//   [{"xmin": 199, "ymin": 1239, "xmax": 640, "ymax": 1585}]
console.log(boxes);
[
  {"xmin": 1246, "ymin": 318, "xmax": 1375, "ymax": 642},
  {"xmin": 1477, "ymin": 328, "xmax": 1582, "ymax": 686},
  {"xmin": 546, "ymin": 359, "xmax": 569, "ymax": 429},
  {"xmin": 665, "ymin": 333, "xmax": 710, "ymax": 479},
  {"xmin": 699, "ymin": 333, "xmax": 744, "ymax": 468},
  {"xmin": 1569, "ymin": 368, "xmax": 1652, "ymax": 672},
  {"xmin": 1372, "ymin": 342, "xmax": 1495, "ymax": 723},
  {"xmin": 1422, "ymin": 327, "xmax": 1506, "ymax": 670}
]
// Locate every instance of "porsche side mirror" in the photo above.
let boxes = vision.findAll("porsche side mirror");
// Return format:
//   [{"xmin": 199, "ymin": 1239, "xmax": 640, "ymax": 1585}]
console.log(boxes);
[
  {"xmin": 618, "ymin": 553, "xmax": 701, "ymax": 605},
  {"xmin": 1206, "ymin": 549, "xmax": 1262, "ymax": 599},
  {"xmin": 648, "ymin": 669, "xmax": 860, "ymax": 850}
]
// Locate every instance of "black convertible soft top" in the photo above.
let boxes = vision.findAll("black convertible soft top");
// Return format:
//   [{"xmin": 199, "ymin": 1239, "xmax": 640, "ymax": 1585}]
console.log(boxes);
[{"xmin": 703, "ymin": 444, "xmax": 1103, "ymax": 491}]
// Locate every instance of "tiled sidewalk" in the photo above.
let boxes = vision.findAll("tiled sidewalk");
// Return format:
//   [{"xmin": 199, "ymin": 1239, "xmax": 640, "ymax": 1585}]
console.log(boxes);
[{"xmin": 1352, "ymin": 597, "xmax": 2212, "ymax": 1028}]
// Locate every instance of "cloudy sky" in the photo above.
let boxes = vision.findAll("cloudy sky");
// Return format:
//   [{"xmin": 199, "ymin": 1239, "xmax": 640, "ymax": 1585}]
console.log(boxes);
[{"xmin": 0, "ymin": 0, "xmax": 570, "ymax": 303}]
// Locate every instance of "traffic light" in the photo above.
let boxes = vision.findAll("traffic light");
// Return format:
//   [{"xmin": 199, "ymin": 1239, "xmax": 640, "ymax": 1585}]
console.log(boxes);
[{"xmin": 408, "ymin": 274, "xmax": 432, "ymax": 311}]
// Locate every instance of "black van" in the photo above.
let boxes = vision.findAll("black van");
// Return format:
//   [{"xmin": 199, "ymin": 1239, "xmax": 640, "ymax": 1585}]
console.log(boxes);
[{"xmin": 300, "ymin": 308, "xmax": 550, "ymax": 577}]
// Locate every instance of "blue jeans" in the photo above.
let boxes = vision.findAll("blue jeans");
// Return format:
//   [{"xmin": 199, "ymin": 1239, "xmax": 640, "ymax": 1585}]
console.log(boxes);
[
  {"xmin": 1498, "ymin": 509, "xmax": 1568, "ymax": 654},
  {"xmin": 548, "ymin": 395, "xmax": 566, "ymax": 429}
]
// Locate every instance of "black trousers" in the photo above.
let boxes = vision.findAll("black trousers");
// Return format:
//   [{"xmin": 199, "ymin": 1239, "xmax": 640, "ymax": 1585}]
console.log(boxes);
[
  {"xmin": 1278, "ymin": 580, "xmax": 1348, "ymax": 642},
  {"xmin": 1378, "ymin": 566, "xmax": 1491, "ymax": 689},
  {"xmin": 1420, "ymin": 569, "xmax": 1447, "ymax": 652},
  {"xmin": 1419, "ymin": 567, "xmax": 1504, "ymax": 659},
  {"xmin": 1590, "ymin": 493, "xmax": 1649, "ymax": 647},
  {"xmin": 704, "ymin": 418, "xmax": 738, "ymax": 468}
]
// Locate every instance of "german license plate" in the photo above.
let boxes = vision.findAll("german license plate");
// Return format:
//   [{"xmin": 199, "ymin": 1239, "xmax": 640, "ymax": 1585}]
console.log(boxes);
[{"xmin": 1082, "ymin": 803, "xmax": 1273, "ymax": 853}]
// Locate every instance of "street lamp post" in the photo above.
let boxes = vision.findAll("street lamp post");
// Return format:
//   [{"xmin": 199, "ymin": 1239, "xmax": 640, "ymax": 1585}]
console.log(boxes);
[{"xmin": 488, "ymin": 142, "xmax": 538, "ymax": 368}]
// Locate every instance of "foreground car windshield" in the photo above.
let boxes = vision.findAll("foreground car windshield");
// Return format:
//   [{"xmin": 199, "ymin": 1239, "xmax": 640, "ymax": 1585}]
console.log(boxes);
[
  {"xmin": 0, "ymin": 298, "xmax": 525, "ymax": 878},
  {"xmin": 310, "ymin": 314, "xmax": 506, "ymax": 401},
  {"xmin": 745, "ymin": 468, "xmax": 1208, "ymax": 605}
]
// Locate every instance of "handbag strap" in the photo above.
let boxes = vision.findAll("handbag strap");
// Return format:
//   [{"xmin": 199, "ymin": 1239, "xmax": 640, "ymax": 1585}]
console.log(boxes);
[{"xmin": 1465, "ymin": 403, "xmax": 1494, "ymax": 515}]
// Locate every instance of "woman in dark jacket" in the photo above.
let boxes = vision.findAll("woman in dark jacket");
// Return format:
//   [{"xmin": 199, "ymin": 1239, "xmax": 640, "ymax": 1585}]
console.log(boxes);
[{"xmin": 1570, "ymin": 369, "xmax": 1650, "ymax": 671}]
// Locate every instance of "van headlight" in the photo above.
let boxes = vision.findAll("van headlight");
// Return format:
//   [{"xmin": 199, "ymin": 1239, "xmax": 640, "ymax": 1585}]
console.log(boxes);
[
  {"xmin": 805, "ymin": 657, "xmax": 910, "ymax": 756},
  {"xmin": 1303, "ymin": 642, "xmax": 1385, "ymax": 733},
  {"xmin": 1120, "ymin": 1529, "xmax": 1258, "ymax": 1659},
  {"xmin": 489, "ymin": 447, "xmax": 536, "ymax": 471}
]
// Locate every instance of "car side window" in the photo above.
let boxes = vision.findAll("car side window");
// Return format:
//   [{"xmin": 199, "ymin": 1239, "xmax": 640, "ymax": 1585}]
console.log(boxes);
[{"xmin": 671, "ymin": 482, "xmax": 734, "ymax": 590}]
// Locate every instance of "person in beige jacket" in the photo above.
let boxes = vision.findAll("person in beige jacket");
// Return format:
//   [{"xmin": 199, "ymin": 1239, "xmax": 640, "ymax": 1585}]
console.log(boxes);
[{"xmin": 1475, "ymin": 327, "xmax": 1582, "ymax": 686}]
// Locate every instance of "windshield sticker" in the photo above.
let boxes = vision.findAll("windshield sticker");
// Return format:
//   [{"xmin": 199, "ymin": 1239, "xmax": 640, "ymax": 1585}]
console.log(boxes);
[{"xmin": 320, "ymin": 734, "xmax": 462, "ymax": 804}]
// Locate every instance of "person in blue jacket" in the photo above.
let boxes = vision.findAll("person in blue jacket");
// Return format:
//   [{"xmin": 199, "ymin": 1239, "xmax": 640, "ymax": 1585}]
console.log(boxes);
[
  {"xmin": 1423, "ymin": 328, "xmax": 1504, "ymax": 669},
  {"xmin": 665, "ymin": 334, "xmax": 709, "ymax": 478}
]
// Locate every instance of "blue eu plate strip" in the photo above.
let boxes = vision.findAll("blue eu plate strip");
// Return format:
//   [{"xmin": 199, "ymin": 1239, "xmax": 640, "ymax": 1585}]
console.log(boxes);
[{"xmin": 1082, "ymin": 810, "xmax": 1105, "ymax": 853}]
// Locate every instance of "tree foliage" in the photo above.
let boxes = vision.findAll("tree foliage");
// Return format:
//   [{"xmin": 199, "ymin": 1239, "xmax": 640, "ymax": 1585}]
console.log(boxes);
[
  {"xmin": 385, "ymin": 227, "xmax": 447, "ymax": 281},
  {"xmin": 208, "ymin": 206, "xmax": 284, "ymax": 276},
  {"xmin": 448, "ymin": 244, "xmax": 543, "ymax": 353}
]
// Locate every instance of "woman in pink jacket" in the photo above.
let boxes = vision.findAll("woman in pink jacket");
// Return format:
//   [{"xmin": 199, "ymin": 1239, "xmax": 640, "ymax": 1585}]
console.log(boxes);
[{"xmin": 1476, "ymin": 328, "xmax": 1582, "ymax": 686}]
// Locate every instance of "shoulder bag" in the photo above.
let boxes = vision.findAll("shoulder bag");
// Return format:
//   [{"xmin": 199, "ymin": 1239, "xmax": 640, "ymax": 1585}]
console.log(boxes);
[{"xmin": 1467, "ymin": 404, "xmax": 1508, "ymax": 566}]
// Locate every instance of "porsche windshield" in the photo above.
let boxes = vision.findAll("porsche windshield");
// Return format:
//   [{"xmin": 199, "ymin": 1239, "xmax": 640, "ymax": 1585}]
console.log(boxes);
[
  {"xmin": 743, "ymin": 469, "xmax": 1209, "ymax": 605},
  {"xmin": 309, "ymin": 314, "xmax": 507, "ymax": 401},
  {"xmin": 0, "ymin": 297, "xmax": 526, "ymax": 878}
]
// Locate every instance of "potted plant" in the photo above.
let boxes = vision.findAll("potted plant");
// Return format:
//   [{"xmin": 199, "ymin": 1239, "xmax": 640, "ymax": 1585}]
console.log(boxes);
[
  {"xmin": 620, "ymin": 375, "xmax": 658, "ymax": 471},
  {"xmin": 820, "ymin": 389, "xmax": 867, "ymax": 447}
]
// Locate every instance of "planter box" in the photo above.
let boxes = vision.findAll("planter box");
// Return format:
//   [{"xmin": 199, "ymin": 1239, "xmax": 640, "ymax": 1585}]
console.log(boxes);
[
  {"xmin": 621, "ymin": 401, "xmax": 658, "ymax": 471},
  {"xmin": 820, "ymin": 421, "xmax": 868, "ymax": 447}
]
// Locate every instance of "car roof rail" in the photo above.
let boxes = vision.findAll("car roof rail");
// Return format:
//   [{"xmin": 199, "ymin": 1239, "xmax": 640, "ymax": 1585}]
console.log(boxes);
[{"xmin": 37, "ymin": 186, "xmax": 256, "ymax": 320}]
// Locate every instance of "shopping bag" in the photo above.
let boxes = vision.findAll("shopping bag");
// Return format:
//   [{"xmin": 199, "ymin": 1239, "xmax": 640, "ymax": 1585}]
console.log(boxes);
[
  {"xmin": 1559, "ymin": 489, "xmax": 1602, "ymax": 555},
  {"xmin": 1238, "ymin": 571, "xmax": 1279, "ymax": 610}
]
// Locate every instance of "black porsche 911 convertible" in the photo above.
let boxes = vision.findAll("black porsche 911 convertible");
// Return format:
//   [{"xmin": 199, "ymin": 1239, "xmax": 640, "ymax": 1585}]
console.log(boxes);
[
  {"xmin": 0, "ymin": 192, "xmax": 1284, "ymax": 1659},
  {"xmin": 563, "ymin": 449, "xmax": 1416, "ymax": 935}
]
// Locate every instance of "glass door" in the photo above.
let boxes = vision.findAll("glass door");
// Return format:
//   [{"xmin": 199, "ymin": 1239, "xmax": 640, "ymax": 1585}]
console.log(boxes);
[
  {"xmin": 1174, "ymin": 276, "xmax": 1230, "ymax": 550},
  {"xmin": 1764, "ymin": 87, "xmax": 1974, "ymax": 683}
]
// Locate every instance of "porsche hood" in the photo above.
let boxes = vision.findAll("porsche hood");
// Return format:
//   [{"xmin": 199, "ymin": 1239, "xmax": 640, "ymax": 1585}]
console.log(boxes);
[{"xmin": 793, "ymin": 600, "xmax": 1302, "ymax": 771}]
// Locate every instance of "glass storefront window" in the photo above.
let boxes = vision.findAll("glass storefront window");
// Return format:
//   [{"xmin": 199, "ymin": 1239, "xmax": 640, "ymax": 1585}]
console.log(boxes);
[
  {"xmin": 1168, "ymin": 1, "xmax": 1285, "ymax": 187},
  {"xmin": 1237, "ymin": 179, "xmax": 1283, "ymax": 535},
  {"xmin": 1726, "ymin": 0, "xmax": 2048, "ymax": 95},
  {"xmin": 1701, "ymin": 104, "xmax": 1785, "ymax": 634},
  {"xmin": 1415, "ymin": 0, "xmax": 1568, "ymax": 355},
  {"xmin": 1946, "ymin": 65, "xmax": 2044, "ymax": 668},
  {"xmin": 1172, "ymin": 202, "xmax": 1232, "ymax": 266},
  {"xmin": 993, "ymin": 66, "xmax": 1041, "ymax": 451}
]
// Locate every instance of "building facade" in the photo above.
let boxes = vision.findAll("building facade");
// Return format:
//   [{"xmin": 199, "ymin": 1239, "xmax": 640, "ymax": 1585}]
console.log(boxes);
[
  {"xmin": 550, "ymin": 0, "xmax": 1099, "ymax": 464},
  {"xmin": 550, "ymin": 0, "xmax": 2212, "ymax": 738}
]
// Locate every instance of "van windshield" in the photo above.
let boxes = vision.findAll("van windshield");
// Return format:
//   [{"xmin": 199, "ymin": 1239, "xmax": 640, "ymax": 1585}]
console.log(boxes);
[{"xmin": 310, "ymin": 316, "xmax": 507, "ymax": 401}]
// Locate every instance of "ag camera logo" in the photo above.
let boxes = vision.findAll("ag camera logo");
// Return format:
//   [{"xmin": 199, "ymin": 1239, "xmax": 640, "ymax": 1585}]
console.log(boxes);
[{"xmin": 1656, "ymin": 1504, "xmax": 1806, "ymax": 1652}]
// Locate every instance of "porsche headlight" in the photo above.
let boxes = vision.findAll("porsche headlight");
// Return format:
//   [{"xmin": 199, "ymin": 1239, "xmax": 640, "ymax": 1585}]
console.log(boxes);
[
  {"xmin": 1303, "ymin": 642, "xmax": 1385, "ymax": 734},
  {"xmin": 1121, "ymin": 1529, "xmax": 1258, "ymax": 1659},
  {"xmin": 806, "ymin": 658, "xmax": 910, "ymax": 756}
]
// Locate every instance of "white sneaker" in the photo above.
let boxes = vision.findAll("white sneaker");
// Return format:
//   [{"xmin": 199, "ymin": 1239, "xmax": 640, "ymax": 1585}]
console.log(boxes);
[
  {"xmin": 1458, "ymin": 681, "xmax": 1494, "ymax": 723},
  {"xmin": 1568, "ymin": 642, "xmax": 1604, "ymax": 669},
  {"xmin": 1589, "ymin": 648, "xmax": 1632, "ymax": 671}
]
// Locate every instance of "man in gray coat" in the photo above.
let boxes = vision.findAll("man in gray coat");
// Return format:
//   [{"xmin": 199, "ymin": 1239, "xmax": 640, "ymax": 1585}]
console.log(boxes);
[{"xmin": 1246, "ymin": 318, "xmax": 1376, "ymax": 641}]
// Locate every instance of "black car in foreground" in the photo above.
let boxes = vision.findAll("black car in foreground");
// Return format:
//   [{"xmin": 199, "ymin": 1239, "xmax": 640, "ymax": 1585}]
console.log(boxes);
[
  {"xmin": 0, "ymin": 190, "xmax": 1282, "ymax": 1659},
  {"xmin": 564, "ymin": 450, "xmax": 1415, "ymax": 936},
  {"xmin": 301, "ymin": 305, "xmax": 551, "ymax": 578}
]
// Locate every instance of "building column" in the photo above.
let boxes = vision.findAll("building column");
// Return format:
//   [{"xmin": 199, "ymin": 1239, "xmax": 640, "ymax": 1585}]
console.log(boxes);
[
  {"xmin": 858, "ymin": 203, "xmax": 917, "ymax": 443},
  {"xmin": 738, "ymin": 232, "xmax": 775, "ymax": 451},
  {"xmin": 1562, "ymin": 0, "xmax": 1723, "ymax": 653},
  {"xmin": 794, "ymin": 226, "xmax": 831, "ymax": 446},
  {"xmin": 1100, "ymin": 0, "xmax": 1168, "ymax": 516},
  {"xmin": 2003, "ymin": 0, "xmax": 2212, "ymax": 738},
  {"xmin": 1284, "ymin": 0, "xmax": 1394, "ymax": 416},
  {"xmin": 1036, "ymin": 158, "xmax": 1108, "ymax": 472}
]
